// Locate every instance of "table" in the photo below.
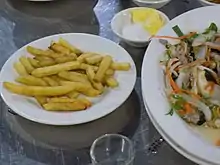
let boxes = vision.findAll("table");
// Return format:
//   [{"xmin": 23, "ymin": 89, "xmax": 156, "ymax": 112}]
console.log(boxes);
[{"xmin": 0, "ymin": 0, "xmax": 203, "ymax": 164}]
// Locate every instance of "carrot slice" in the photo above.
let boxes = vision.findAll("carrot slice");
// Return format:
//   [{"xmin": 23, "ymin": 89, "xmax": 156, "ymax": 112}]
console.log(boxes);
[
  {"xmin": 205, "ymin": 82, "xmax": 215, "ymax": 95},
  {"xmin": 184, "ymin": 103, "xmax": 193, "ymax": 114},
  {"xmin": 182, "ymin": 90, "xmax": 202, "ymax": 100},
  {"xmin": 166, "ymin": 68, "xmax": 181, "ymax": 93},
  {"xmin": 152, "ymin": 32, "xmax": 197, "ymax": 40}
]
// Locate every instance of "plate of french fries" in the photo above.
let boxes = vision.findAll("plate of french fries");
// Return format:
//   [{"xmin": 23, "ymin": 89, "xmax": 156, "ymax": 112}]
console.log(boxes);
[{"xmin": 0, "ymin": 33, "xmax": 136, "ymax": 125}]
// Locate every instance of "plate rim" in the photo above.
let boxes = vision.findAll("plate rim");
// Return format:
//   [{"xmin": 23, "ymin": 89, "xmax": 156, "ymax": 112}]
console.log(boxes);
[{"xmin": 0, "ymin": 33, "xmax": 137, "ymax": 125}]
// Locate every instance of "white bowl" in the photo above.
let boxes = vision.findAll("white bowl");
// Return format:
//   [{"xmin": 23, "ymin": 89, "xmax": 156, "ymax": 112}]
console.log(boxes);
[
  {"xmin": 133, "ymin": 0, "xmax": 172, "ymax": 9},
  {"xmin": 111, "ymin": 7, "xmax": 170, "ymax": 47},
  {"xmin": 0, "ymin": 33, "xmax": 137, "ymax": 125},
  {"xmin": 198, "ymin": 0, "xmax": 220, "ymax": 6}
]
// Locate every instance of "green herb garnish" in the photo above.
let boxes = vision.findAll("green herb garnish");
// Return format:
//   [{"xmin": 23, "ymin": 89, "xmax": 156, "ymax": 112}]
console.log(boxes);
[
  {"xmin": 172, "ymin": 25, "xmax": 184, "ymax": 37},
  {"xmin": 203, "ymin": 22, "xmax": 218, "ymax": 34},
  {"xmin": 166, "ymin": 108, "xmax": 174, "ymax": 116}
]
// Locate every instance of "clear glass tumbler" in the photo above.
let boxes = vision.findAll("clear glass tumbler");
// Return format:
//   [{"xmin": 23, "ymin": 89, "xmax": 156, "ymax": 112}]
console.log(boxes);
[{"xmin": 90, "ymin": 134, "xmax": 135, "ymax": 165}]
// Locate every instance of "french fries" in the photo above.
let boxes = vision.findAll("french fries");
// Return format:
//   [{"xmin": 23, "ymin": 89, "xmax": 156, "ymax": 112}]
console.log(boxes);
[
  {"xmin": 59, "ymin": 81, "xmax": 91, "ymax": 92},
  {"xmin": 55, "ymin": 56, "xmax": 76, "ymax": 64},
  {"xmin": 105, "ymin": 69, "xmax": 115, "ymax": 76},
  {"xmin": 94, "ymin": 56, "xmax": 112, "ymax": 82},
  {"xmin": 50, "ymin": 43, "xmax": 71, "ymax": 55},
  {"xmin": 16, "ymin": 75, "xmax": 48, "ymax": 86},
  {"xmin": 4, "ymin": 38, "xmax": 131, "ymax": 112},
  {"xmin": 4, "ymin": 82, "xmax": 75, "ymax": 96},
  {"xmin": 86, "ymin": 67, "xmax": 95, "ymax": 81},
  {"xmin": 42, "ymin": 77, "xmax": 59, "ymax": 86},
  {"xmin": 85, "ymin": 55, "xmax": 103, "ymax": 65},
  {"xmin": 19, "ymin": 57, "xmax": 35, "ymax": 74},
  {"xmin": 39, "ymin": 59, "xmax": 56, "ymax": 67},
  {"xmin": 14, "ymin": 62, "xmax": 28, "ymax": 76},
  {"xmin": 48, "ymin": 97, "xmax": 92, "ymax": 108},
  {"xmin": 43, "ymin": 102, "xmax": 86, "ymax": 111},
  {"xmin": 59, "ymin": 38, "xmax": 82, "ymax": 55},
  {"xmin": 105, "ymin": 77, "xmax": 119, "ymax": 88},
  {"xmin": 77, "ymin": 53, "xmax": 95, "ymax": 62},
  {"xmin": 111, "ymin": 62, "xmax": 131, "ymax": 71},
  {"xmin": 32, "ymin": 61, "xmax": 80, "ymax": 77},
  {"xmin": 67, "ymin": 91, "xmax": 80, "ymax": 98},
  {"xmin": 27, "ymin": 46, "xmax": 51, "ymax": 56},
  {"xmin": 34, "ymin": 56, "xmax": 53, "ymax": 62},
  {"xmin": 58, "ymin": 71, "xmax": 90, "ymax": 84},
  {"xmin": 28, "ymin": 57, "xmax": 40, "ymax": 68}
]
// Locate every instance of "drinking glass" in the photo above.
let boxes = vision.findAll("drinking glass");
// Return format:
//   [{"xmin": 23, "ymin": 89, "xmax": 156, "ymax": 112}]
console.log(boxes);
[{"xmin": 90, "ymin": 134, "xmax": 135, "ymax": 165}]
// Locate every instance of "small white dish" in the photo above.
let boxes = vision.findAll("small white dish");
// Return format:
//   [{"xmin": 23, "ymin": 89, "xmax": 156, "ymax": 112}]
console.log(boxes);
[
  {"xmin": 142, "ymin": 6, "xmax": 220, "ymax": 165},
  {"xmin": 198, "ymin": 0, "xmax": 220, "ymax": 6},
  {"xmin": 133, "ymin": 0, "xmax": 172, "ymax": 9},
  {"xmin": 111, "ymin": 7, "xmax": 170, "ymax": 47},
  {"xmin": 0, "ymin": 33, "xmax": 136, "ymax": 125}
]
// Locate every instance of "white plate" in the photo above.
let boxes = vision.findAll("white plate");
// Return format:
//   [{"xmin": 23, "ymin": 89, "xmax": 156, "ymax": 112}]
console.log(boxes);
[
  {"xmin": 0, "ymin": 33, "xmax": 136, "ymax": 125},
  {"xmin": 142, "ymin": 6, "xmax": 220, "ymax": 165}
]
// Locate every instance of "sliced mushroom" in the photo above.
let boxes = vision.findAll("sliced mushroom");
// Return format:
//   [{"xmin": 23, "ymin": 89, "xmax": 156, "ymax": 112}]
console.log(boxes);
[
  {"xmin": 197, "ymin": 69, "xmax": 210, "ymax": 97},
  {"xmin": 205, "ymin": 42, "xmax": 220, "ymax": 51}
]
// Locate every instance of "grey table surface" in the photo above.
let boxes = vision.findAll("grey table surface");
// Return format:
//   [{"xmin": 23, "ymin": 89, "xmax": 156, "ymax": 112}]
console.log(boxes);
[{"xmin": 0, "ymin": 0, "xmax": 204, "ymax": 165}]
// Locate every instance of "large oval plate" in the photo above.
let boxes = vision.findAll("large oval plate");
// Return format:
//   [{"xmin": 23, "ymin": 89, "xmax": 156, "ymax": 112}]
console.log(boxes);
[
  {"xmin": 0, "ymin": 33, "xmax": 136, "ymax": 125},
  {"xmin": 142, "ymin": 6, "xmax": 220, "ymax": 165}
]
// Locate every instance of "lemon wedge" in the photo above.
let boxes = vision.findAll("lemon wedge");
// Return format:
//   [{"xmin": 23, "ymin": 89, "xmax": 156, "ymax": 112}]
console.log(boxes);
[{"xmin": 131, "ymin": 8, "xmax": 164, "ymax": 35}]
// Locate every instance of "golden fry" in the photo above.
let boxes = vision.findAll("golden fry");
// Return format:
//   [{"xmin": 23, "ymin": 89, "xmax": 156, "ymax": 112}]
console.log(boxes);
[
  {"xmin": 32, "ymin": 61, "xmax": 80, "ymax": 77},
  {"xmin": 59, "ymin": 38, "xmax": 82, "ymax": 55},
  {"xmin": 13, "ymin": 62, "xmax": 28, "ymax": 76},
  {"xmin": 16, "ymin": 75, "xmax": 48, "ymax": 86},
  {"xmin": 42, "ymin": 77, "xmax": 59, "ymax": 86},
  {"xmin": 67, "ymin": 91, "xmax": 80, "ymax": 98},
  {"xmin": 85, "ymin": 55, "xmax": 103, "ymax": 65},
  {"xmin": 69, "ymin": 53, "xmax": 78, "ymax": 59},
  {"xmin": 77, "ymin": 98, "xmax": 92, "ymax": 107},
  {"xmin": 43, "ymin": 102, "xmax": 86, "ymax": 111},
  {"xmin": 50, "ymin": 75, "xmax": 66, "ymax": 85},
  {"xmin": 39, "ymin": 59, "xmax": 56, "ymax": 67},
  {"xmin": 80, "ymin": 63, "xmax": 98, "ymax": 71},
  {"xmin": 55, "ymin": 56, "xmax": 76, "ymax": 64},
  {"xmin": 4, "ymin": 82, "xmax": 75, "ymax": 96},
  {"xmin": 59, "ymin": 81, "xmax": 99, "ymax": 96},
  {"xmin": 27, "ymin": 46, "xmax": 51, "ymax": 56},
  {"xmin": 105, "ymin": 69, "xmax": 115, "ymax": 76},
  {"xmin": 27, "ymin": 57, "xmax": 40, "ymax": 68},
  {"xmin": 94, "ymin": 56, "xmax": 112, "ymax": 82},
  {"xmin": 58, "ymin": 71, "xmax": 89, "ymax": 84},
  {"xmin": 86, "ymin": 67, "xmax": 95, "ymax": 81},
  {"xmin": 111, "ymin": 62, "xmax": 131, "ymax": 71},
  {"xmin": 60, "ymin": 81, "xmax": 102, "ymax": 97},
  {"xmin": 34, "ymin": 56, "xmax": 53, "ymax": 61},
  {"xmin": 49, "ymin": 97, "xmax": 77, "ymax": 103},
  {"xmin": 35, "ymin": 96, "xmax": 48, "ymax": 106},
  {"xmin": 46, "ymin": 49, "xmax": 64, "ymax": 58},
  {"xmin": 69, "ymin": 71, "xmax": 88, "ymax": 79},
  {"xmin": 105, "ymin": 77, "xmax": 119, "ymax": 88},
  {"xmin": 80, "ymin": 88, "xmax": 102, "ymax": 97},
  {"xmin": 86, "ymin": 67, "xmax": 103, "ymax": 91},
  {"xmin": 50, "ymin": 43, "xmax": 71, "ymax": 55},
  {"xmin": 77, "ymin": 53, "xmax": 96, "ymax": 63},
  {"xmin": 91, "ymin": 81, "xmax": 104, "ymax": 91},
  {"xmin": 19, "ymin": 57, "xmax": 35, "ymax": 74},
  {"xmin": 60, "ymin": 81, "xmax": 91, "ymax": 91}
]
